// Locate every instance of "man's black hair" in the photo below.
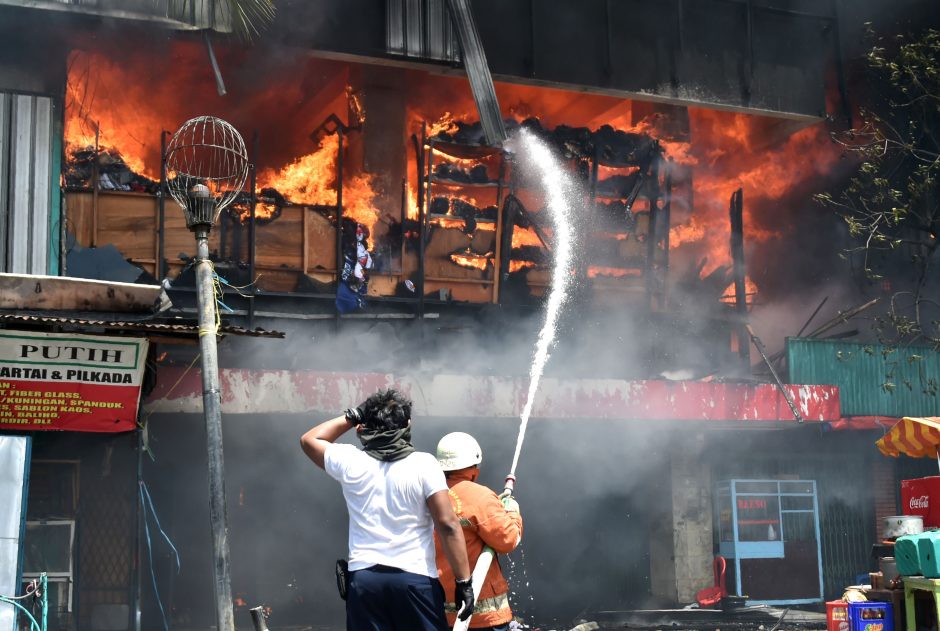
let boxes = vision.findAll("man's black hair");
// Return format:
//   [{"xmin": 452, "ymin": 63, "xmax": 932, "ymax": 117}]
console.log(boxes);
[{"xmin": 361, "ymin": 389, "xmax": 412, "ymax": 430}]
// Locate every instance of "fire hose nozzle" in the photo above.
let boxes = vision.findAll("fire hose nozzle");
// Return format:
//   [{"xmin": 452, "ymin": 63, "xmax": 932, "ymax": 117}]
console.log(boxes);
[
  {"xmin": 249, "ymin": 606, "xmax": 270, "ymax": 631},
  {"xmin": 503, "ymin": 474, "xmax": 516, "ymax": 495}
]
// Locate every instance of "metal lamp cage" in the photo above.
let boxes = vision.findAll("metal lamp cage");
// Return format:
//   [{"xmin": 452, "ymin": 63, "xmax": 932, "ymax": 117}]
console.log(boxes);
[{"xmin": 165, "ymin": 116, "xmax": 249, "ymax": 230}]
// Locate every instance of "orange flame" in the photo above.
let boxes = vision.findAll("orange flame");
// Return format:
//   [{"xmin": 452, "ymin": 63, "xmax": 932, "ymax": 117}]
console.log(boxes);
[
  {"xmin": 450, "ymin": 250, "xmax": 491, "ymax": 271},
  {"xmin": 669, "ymin": 217, "xmax": 706, "ymax": 247},
  {"xmin": 720, "ymin": 276, "xmax": 759, "ymax": 305},
  {"xmin": 427, "ymin": 112, "xmax": 460, "ymax": 138},
  {"xmin": 509, "ymin": 260, "xmax": 537, "ymax": 273},
  {"xmin": 257, "ymin": 134, "xmax": 379, "ymax": 233},
  {"xmin": 511, "ymin": 226, "xmax": 544, "ymax": 248}
]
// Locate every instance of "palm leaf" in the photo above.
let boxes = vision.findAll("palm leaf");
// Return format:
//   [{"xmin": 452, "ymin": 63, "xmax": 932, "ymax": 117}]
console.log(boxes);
[
  {"xmin": 220, "ymin": 0, "xmax": 276, "ymax": 41},
  {"xmin": 163, "ymin": 0, "xmax": 276, "ymax": 41}
]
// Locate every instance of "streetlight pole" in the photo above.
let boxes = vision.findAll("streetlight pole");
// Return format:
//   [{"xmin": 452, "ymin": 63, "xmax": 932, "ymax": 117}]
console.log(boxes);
[
  {"xmin": 188, "ymin": 185, "xmax": 235, "ymax": 631},
  {"xmin": 166, "ymin": 118, "xmax": 248, "ymax": 631},
  {"xmin": 194, "ymin": 226, "xmax": 234, "ymax": 631}
]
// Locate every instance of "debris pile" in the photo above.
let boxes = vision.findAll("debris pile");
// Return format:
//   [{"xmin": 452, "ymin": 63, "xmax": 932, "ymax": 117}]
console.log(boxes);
[{"xmin": 63, "ymin": 146, "xmax": 158, "ymax": 193}]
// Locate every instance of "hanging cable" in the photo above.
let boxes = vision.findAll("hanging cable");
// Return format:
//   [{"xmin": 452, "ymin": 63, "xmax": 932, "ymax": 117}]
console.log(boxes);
[{"xmin": 139, "ymin": 480, "xmax": 180, "ymax": 631}]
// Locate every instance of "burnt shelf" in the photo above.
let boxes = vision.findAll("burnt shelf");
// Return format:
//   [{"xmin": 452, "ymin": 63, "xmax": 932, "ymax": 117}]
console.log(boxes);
[
  {"xmin": 428, "ymin": 213, "xmax": 495, "ymax": 224},
  {"xmin": 429, "ymin": 176, "xmax": 500, "ymax": 188},
  {"xmin": 427, "ymin": 140, "xmax": 504, "ymax": 161}
]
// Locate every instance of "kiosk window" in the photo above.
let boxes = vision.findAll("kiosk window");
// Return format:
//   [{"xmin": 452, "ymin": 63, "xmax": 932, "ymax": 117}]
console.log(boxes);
[{"xmin": 737, "ymin": 495, "xmax": 781, "ymax": 541}]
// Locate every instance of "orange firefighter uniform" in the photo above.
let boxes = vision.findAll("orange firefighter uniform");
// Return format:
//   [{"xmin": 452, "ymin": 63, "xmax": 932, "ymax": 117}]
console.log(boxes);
[{"xmin": 434, "ymin": 468, "xmax": 523, "ymax": 628}]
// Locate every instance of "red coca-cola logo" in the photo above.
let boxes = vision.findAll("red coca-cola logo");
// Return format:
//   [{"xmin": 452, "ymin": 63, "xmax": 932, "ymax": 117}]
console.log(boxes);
[{"xmin": 910, "ymin": 495, "xmax": 930, "ymax": 510}]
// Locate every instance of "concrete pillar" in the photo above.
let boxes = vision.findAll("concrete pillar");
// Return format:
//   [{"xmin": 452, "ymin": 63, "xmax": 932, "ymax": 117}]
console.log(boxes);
[
  {"xmin": 360, "ymin": 65, "xmax": 407, "ymax": 222},
  {"xmin": 650, "ymin": 432, "xmax": 714, "ymax": 604}
]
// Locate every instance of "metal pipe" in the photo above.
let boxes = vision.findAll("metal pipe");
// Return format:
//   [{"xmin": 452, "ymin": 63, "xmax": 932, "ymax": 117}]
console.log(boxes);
[
  {"xmin": 133, "ymin": 430, "xmax": 143, "ymax": 631},
  {"xmin": 194, "ymin": 229, "xmax": 235, "ymax": 631},
  {"xmin": 746, "ymin": 324, "xmax": 803, "ymax": 423},
  {"xmin": 92, "ymin": 122, "xmax": 99, "ymax": 247},
  {"xmin": 419, "ymin": 140, "xmax": 434, "ymax": 318},
  {"xmin": 248, "ymin": 131, "xmax": 259, "ymax": 329},
  {"xmin": 203, "ymin": 32, "xmax": 227, "ymax": 97},
  {"xmin": 158, "ymin": 131, "xmax": 167, "ymax": 280},
  {"xmin": 445, "ymin": 0, "xmax": 508, "ymax": 145},
  {"xmin": 644, "ymin": 159, "xmax": 660, "ymax": 310},
  {"xmin": 335, "ymin": 127, "xmax": 345, "ymax": 318},
  {"xmin": 661, "ymin": 159, "xmax": 673, "ymax": 307}
]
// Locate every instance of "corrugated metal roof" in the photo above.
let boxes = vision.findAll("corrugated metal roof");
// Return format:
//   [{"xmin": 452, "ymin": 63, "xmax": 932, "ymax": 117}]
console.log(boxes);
[
  {"xmin": 0, "ymin": 313, "xmax": 284, "ymax": 339},
  {"xmin": 787, "ymin": 337, "xmax": 940, "ymax": 417},
  {"xmin": 1, "ymin": 93, "xmax": 55, "ymax": 275}
]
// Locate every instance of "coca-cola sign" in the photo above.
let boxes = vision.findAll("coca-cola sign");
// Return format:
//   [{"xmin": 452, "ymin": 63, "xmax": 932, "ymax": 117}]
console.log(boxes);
[{"xmin": 911, "ymin": 495, "xmax": 930, "ymax": 510}]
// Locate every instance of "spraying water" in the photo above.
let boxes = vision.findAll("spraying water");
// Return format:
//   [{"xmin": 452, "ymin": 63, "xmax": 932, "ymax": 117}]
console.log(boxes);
[
  {"xmin": 452, "ymin": 130, "xmax": 578, "ymax": 631},
  {"xmin": 507, "ymin": 129, "xmax": 578, "ymax": 478}
]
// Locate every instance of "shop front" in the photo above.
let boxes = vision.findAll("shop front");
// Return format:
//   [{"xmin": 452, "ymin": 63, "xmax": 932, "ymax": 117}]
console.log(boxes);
[{"xmin": 717, "ymin": 479, "xmax": 824, "ymax": 605}]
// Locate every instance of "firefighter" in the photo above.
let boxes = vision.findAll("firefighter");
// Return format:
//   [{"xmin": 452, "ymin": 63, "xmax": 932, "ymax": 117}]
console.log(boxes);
[{"xmin": 434, "ymin": 432, "xmax": 523, "ymax": 630}]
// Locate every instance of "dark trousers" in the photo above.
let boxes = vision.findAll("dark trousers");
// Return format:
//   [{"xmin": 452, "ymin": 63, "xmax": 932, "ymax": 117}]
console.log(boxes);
[{"xmin": 346, "ymin": 565, "xmax": 448, "ymax": 631}]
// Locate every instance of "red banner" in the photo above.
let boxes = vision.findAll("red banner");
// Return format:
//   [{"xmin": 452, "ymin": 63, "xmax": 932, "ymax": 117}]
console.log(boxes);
[{"xmin": 0, "ymin": 331, "xmax": 148, "ymax": 432}]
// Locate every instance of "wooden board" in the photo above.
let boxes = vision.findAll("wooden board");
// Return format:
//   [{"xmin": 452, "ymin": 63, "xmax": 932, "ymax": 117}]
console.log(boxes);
[
  {"xmin": 256, "ymin": 206, "xmax": 303, "ymax": 270},
  {"xmin": 424, "ymin": 225, "xmax": 496, "ymax": 285},
  {"xmin": 95, "ymin": 194, "xmax": 157, "ymax": 261},
  {"xmin": 306, "ymin": 210, "xmax": 336, "ymax": 272}
]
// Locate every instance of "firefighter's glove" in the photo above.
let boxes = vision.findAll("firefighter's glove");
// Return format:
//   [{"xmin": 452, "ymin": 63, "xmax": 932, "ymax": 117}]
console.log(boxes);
[
  {"xmin": 454, "ymin": 578, "xmax": 475, "ymax": 621},
  {"xmin": 501, "ymin": 495, "xmax": 520, "ymax": 513}
]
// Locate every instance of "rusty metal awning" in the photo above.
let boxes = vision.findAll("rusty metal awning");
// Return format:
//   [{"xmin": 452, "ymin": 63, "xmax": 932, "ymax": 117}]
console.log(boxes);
[
  {"xmin": 0, "ymin": 313, "xmax": 283, "ymax": 341},
  {"xmin": 0, "ymin": 273, "xmax": 171, "ymax": 313}
]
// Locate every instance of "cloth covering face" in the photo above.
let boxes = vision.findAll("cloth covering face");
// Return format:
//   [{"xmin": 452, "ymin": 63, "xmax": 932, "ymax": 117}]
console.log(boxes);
[
  {"xmin": 434, "ymin": 468, "xmax": 523, "ymax": 628},
  {"xmin": 325, "ymin": 444, "xmax": 447, "ymax": 577},
  {"xmin": 358, "ymin": 423, "xmax": 416, "ymax": 462}
]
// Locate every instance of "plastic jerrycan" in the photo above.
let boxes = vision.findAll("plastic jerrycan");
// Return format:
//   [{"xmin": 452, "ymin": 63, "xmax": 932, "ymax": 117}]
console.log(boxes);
[
  {"xmin": 895, "ymin": 534, "xmax": 922, "ymax": 576},
  {"xmin": 918, "ymin": 531, "xmax": 940, "ymax": 578}
]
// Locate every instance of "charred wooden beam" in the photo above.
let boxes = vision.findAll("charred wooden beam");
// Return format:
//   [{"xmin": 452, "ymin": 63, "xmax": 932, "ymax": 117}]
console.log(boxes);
[
  {"xmin": 498, "ymin": 194, "xmax": 522, "ymax": 302},
  {"xmin": 729, "ymin": 188, "xmax": 749, "ymax": 363}
]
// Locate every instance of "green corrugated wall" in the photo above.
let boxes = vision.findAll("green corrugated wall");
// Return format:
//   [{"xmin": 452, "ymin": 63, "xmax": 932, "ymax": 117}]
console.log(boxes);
[{"xmin": 787, "ymin": 337, "xmax": 940, "ymax": 417}]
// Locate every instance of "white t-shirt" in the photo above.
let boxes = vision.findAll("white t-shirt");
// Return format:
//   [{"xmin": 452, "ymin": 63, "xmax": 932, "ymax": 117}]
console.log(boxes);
[{"xmin": 325, "ymin": 443, "xmax": 448, "ymax": 577}]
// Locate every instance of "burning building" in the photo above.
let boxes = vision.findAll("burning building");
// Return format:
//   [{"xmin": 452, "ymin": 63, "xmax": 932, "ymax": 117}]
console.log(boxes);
[{"xmin": 1, "ymin": 0, "xmax": 936, "ymax": 629}]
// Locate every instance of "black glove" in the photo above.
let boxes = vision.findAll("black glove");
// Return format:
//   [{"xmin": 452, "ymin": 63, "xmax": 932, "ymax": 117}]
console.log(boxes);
[
  {"xmin": 454, "ymin": 577, "xmax": 475, "ymax": 621},
  {"xmin": 344, "ymin": 407, "xmax": 363, "ymax": 425}
]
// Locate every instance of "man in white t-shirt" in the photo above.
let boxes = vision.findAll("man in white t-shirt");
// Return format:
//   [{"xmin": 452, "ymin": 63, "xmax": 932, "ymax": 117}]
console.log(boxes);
[{"xmin": 300, "ymin": 388, "xmax": 474, "ymax": 630}]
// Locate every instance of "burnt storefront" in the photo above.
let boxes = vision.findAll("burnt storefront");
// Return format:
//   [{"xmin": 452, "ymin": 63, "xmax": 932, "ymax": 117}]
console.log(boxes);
[{"xmin": 0, "ymin": 0, "xmax": 904, "ymax": 628}]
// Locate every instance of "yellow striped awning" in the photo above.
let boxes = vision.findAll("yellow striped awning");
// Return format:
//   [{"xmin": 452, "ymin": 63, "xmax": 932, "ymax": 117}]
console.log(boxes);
[{"xmin": 877, "ymin": 417, "xmax": 940, "ymax": 458}]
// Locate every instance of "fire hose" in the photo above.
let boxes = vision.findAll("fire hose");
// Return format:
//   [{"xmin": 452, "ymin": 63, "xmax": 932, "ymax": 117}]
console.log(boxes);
[{"xmin": 452, "ymin": 474, "xmax": 516, "ymax": 631}]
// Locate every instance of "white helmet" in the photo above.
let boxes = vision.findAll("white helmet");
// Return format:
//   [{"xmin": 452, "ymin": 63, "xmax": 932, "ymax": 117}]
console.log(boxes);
[{"xmin": 436, "ymin": 432, "xmax": 483, "ymax": 471}]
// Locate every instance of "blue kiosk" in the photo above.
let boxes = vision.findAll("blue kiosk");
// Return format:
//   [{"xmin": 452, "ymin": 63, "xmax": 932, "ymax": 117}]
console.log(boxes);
[{"xmin": 717, "ymin": 479, "xmax": 825, "ymax": 605}]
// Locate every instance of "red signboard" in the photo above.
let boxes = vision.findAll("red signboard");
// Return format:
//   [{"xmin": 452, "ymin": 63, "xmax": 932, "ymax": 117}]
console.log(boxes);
[{"xmin": 0, "ymin": 331, "xmax": 148, "ymax": 432}]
